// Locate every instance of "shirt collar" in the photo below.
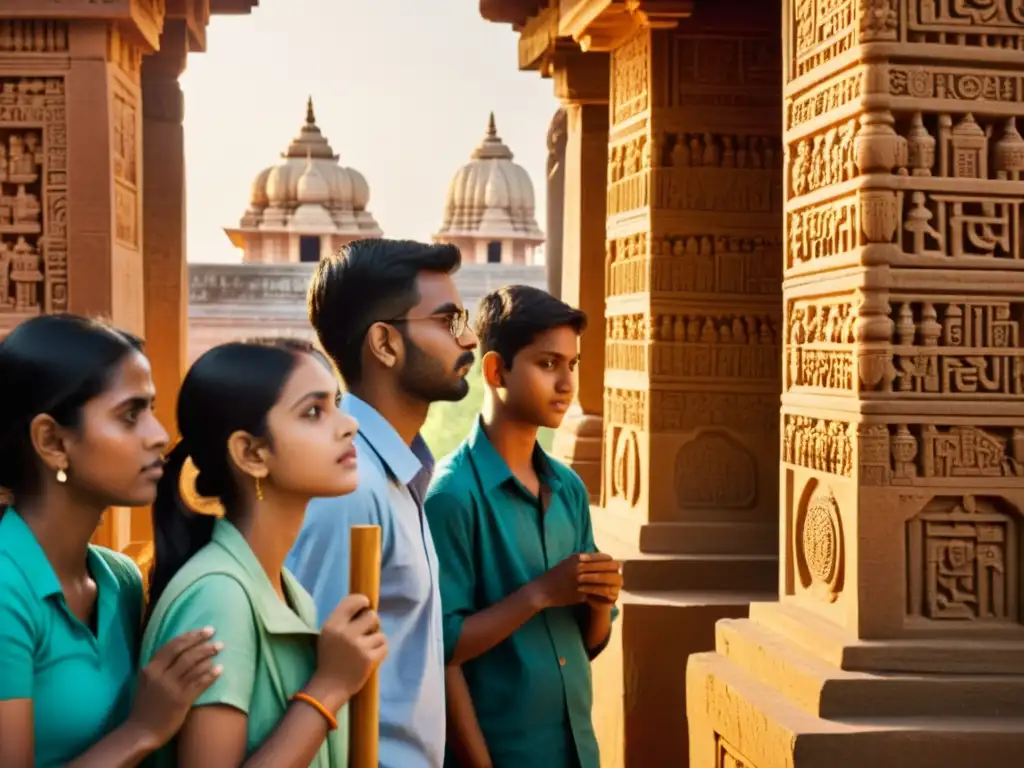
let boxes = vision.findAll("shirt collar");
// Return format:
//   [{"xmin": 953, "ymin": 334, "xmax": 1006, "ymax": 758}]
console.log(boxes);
[
  {"xmin": 344, "ymin": 394, "xmax": 426, "ymax": 486},
  {"xmin": 1, "ymin": 508, "xmax": 62, "ymax": 599},
  {"xmin": 211, "ymin": 518, "xmax": 317, "ymax": 635},
  {"xmin": 467, "ymin": 417, "xmax": 560, "ymax": 493}
]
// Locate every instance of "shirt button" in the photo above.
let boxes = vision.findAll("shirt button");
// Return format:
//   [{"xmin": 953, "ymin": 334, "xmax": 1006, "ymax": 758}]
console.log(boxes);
[{"xmin": 559, "ymin": 656, "xmax": 566, "ymax": 667}]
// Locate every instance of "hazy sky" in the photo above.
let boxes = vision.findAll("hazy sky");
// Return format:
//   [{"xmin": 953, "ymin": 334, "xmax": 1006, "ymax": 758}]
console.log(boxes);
[{"xmin": 181, "ymin": 0, "xmax": 557, "ymax": 263}]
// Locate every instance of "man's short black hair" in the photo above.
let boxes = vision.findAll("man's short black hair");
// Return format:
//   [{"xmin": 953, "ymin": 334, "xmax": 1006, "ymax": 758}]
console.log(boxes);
[
  {"xmin": 474, "ymin": 285, "xmax": 587, "ymax": 368},
  {"xmin": 308, "ymin": 239, "xmax": 462, "ymax": 385}
]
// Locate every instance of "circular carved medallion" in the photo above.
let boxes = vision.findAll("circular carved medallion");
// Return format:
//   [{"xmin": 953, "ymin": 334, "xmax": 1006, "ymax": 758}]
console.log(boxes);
[
  {"xmin": 612, "ymin": 429, "xmax": 640, "ymax": 508},
  {"xmin": 795, "ymin": 486, "xmax": 844, "ymax": 603}
]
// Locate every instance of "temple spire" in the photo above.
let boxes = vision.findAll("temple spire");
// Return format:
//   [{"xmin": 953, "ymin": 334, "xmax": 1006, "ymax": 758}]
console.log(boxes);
[
  {"xmin": 306, "ymin": 95, "xmax": 316, "ymax": 126},
  {"xmin": 487, "ymin": 111, "xmax": 497, "ymax": 139}
]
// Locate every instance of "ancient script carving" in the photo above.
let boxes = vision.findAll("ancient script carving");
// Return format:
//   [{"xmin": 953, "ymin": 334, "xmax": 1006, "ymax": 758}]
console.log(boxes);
[
  {"xmin": 889, "ymin": 298, "xmax": 1024, "ymax": 397},
  {"xmin": 788, "ymin": 195, "xmax": 858, "ymax": 267},
  {"xmin": 783, "ymin": 415, "xmax": 853, "ymax": 476},
  {"xmin": 612, "ymin": 29, "xmax": 649, "ymax": 126},
  {"xmin": 788, "ymin": 69, "xmax": 863, "ymax": 131},
  {"xmin": 607, "ymin": 233, "xmax": 649, "ymax": 297},
  {"xmin": 0, "ymin": 77, "xmax": 66, "ymax": 318},
  {"xmin": 787, "ymin": 298, "xmax": 856, "ymax": 391},
  {"xmin": 606, "ymin": 314, "xmax": 649, "ymax": 372},
  {"xmin": 906, "ymin": 495, "xmax": 1020, "ymax": 626},
  {"xmin": 791, "ymin": 0, "xmax": 857, "ymax": 80},
  {"xmin": 112, "ymin": 92, "xmax": 138, "ymax": 247}
]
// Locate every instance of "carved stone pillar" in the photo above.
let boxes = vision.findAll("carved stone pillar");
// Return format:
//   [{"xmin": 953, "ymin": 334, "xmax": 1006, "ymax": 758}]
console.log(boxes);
[
  {"xmin": 586, "ymin": 4, "xmax": 785, "ymax": 764},
  {"xmin": 137, "ymin": 18, "xmax": 189, "ymax": 546},
  {"xmin": 687, "ymin": 2, "xmax": 1024, "ymax": 765},
  {"xmin": 550, "ymin": 51, "xmax": 609, "ymax": 502},
  {"xmin": 545, "ymin": 107, "xmax": 566, "ymax": 298}
]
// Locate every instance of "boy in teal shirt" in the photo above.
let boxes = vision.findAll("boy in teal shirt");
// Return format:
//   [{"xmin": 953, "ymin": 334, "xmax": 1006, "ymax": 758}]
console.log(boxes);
[{"xmin": 424, "ymin": 286, "xmax": 622, "ymax": 768}]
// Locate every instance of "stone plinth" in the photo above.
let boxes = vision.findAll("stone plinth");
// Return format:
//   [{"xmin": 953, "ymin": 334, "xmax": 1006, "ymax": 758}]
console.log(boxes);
[{"xmin": 687, "ymin": 0, "xmax": 1024, "ymax": 764}]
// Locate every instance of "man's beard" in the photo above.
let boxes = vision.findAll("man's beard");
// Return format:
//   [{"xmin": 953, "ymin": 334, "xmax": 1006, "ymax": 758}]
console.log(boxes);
[{"xmin": 398, "ymin": 335, "xmax": 474, "ymax": 404}]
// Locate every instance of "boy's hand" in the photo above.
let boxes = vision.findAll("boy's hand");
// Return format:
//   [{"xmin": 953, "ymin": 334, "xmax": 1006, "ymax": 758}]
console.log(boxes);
[
  {"xmin": 578, "ymin": 557, "xmax": 623, "ymax": 606},
  {"xmin": 532, "ymin": 553, "xmax": 622, "ymax": 609}
]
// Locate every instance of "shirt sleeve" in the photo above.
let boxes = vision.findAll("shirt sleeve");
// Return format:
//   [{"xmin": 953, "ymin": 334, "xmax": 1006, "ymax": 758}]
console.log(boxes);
[
  {"xmin": 286, "ymin": 486, "xmax": 389, "ymax": 628},
  {"xmin": 571, "ymin": 474, "xmax": 621, "ymax": 625},
  {"xmin": 0, "ymin": 570, "xmax": 36, "ymax": 700},
  {"xmin": 423, "ymin": 489, "xmax": 477, "ymax": 664},
  {"xmin": 148, "ymin": 574, "xmax": 258, "ymax": 714}
]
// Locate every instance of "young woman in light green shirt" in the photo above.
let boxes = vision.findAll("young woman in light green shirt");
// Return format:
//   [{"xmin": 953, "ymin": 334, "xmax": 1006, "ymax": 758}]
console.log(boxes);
[{"xmin": 141, "ymin": 338, "xmax": 387, "ymax": 768}]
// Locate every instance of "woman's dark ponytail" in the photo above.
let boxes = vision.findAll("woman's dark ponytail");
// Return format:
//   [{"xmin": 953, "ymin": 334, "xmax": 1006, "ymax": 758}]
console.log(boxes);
[
  {"xmin": 147, "ymin": 439, "xmax": 215, "ymax": 612},
  {"xmin": 145, "ymin": 337, "xmax": 329, "ymax": 617}
]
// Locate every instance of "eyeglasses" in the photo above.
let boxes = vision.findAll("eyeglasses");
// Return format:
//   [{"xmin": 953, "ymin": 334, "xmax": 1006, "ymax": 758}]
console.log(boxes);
[{"xmin": 388, "ymin": 307, "xmax": 469, "ymax": 339}]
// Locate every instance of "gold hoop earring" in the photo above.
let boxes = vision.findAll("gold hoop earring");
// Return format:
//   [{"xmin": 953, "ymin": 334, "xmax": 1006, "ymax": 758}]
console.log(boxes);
[
  {"xmin": 56, "ymin": 468, "xmax": 67, "ymax": 484},
  {"xmin": 255, "ymin": 476, "xmax": 264, "ymax": 502}
]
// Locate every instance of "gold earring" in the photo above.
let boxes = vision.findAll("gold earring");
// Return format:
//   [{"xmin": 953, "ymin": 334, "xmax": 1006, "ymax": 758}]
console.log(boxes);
[
  {"xmin": 255, "ymin": 476, "xmax": 264, "ymax": 502},
  {"xmin": 56, "ymin": 468, "xmax": 67, "ymax": 484}
]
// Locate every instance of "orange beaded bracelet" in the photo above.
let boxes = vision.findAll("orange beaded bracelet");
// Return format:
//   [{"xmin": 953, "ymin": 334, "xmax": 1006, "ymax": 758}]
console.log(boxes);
[{"xmin": 292, "ymin": 692, "xmax": 339, "ymax": 731}]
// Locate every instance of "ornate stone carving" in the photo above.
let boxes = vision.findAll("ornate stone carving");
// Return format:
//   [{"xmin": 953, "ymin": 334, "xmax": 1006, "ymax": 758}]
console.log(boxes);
[
  {"xmin": 647, "ymin": 234, "xmax": 781, "ymax": 296},
  {"xmin": 604, "ymin": 387, "xmax": 646, "ymax": 429},
  {"xmin": 658, "ymin": 132, "xmax": 782, "ymax": 214},
  {"xmin": 791, "ymin": 0, "xmax": 858, "ymax": 80},
  {"xmin": 786, "ymin": 297, "xmax": 856, "ymax": 391},
  {"xmin": 649, "ymin": 313, "xmax": 779, "ymax": 380},
  {"xmin": 0, "ymin": 21, "xmax": 68, "ymax": 53},
  {"xmin": 649, "ymin": 392, "xmax": 778, "ymax": 433},
  {"xmin": 612, "ymin": 28, "xmax": 649, "ymax": 126},
  {"xmin": 675, "ymin": 432, "xmax": 757, "ymax": 509},
  {"xmin": 0, "ymin": 77, "xmax": 67, "ymax": 317},
  {"xmin": 888, "ymin": 297, "xmax": 1024, "ymax": 397},
  {"xmin": 789, "ymin": 118, "xmax": 859, "ymax": 198},
  {"xmin": 606, "ymin": 233, "xmax": 648, "ymax": 297},
  {"xmin": 787, "ymin": 194, "xmax": 858, "ymax": 267},
  {"xmin": 606, "ymin": 313, "xmax": 649, "ymax": 372},
  {"xmin": 608, "ymin": 133, "xmax": 649, "ymax": 215},
  {"xmin": 609, "ymin": 426, "xmax": 641, "ymax": 508},
  {"xmin": 783, "ymin": 415, "xmax": 854, "ymax": 477},
  {"xmin": 907, "ymin": 0, "xmax": 1024, "ymax": 47},
  {"xmin": 112, "ymin": 90, "xmax": 138, "ymax": 247},
  {"xmin": 796, "ymin": 483, "xmax": 845, "ymax": 602},
  {"xmin": 673, "ymin": 35, "xmax": 781, "ymax": 109},
  {"xmin": 907, "ymin": 494, "xmax": 1020, "ymax": 625},
  {"xmin": 787, "ymin": 69, "xmax": 864, "ymax": 131}
]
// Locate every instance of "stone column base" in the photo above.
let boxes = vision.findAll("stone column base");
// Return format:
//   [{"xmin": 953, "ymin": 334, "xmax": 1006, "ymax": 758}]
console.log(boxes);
[
  {"xmin": 551, "ymin": 409, "xmax": 603, "ymax": 502},
  {"xmin": 687, "ymin": 602, "xmax": 1024, "ymax": 768}
]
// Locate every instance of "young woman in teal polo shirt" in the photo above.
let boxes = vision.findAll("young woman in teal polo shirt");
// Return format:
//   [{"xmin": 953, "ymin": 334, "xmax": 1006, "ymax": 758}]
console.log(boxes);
[
  {"xmin": 141, "ymin": 338, "xmax": 387, "ymax": 767},
  {"xmin": 0, "ymin": 314, "xmax": 226, "ymax": 768}
]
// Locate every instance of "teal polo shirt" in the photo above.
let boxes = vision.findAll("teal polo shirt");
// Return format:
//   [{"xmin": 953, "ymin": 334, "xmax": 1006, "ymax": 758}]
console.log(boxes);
[
  {"xmin": 0, "ymin": 508, "xmax": 142, "ymax": 768},
  {"xmin": 141, "ymin": 519, "xmax": 346, "ymax": 767},
  {"xmin": 424, "ymin": 420, "xmax": 618, "ymax": 768}
]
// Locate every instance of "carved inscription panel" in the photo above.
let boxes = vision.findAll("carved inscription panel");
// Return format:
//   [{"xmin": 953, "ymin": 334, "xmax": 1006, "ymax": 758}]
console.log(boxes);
[
  {"xmin": 783, "ymin": 415, "xmax": 854, "ymax": 477},
  {"xmin": 612, "ymin": 29, "xmax": 649, "ymax": 126},
  {"xmin": 0, "ymin": 77, "xmax": 67, "ymax": 318},
  {"xmin": 907, "ymin": 495, "xmax": 1021, "ymax": 626}
]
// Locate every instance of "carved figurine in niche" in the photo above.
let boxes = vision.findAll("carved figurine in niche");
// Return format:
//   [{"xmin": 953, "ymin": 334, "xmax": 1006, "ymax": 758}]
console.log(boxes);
[
  {"xmin": 671, "ymin": 134, "xmax": 690, "ymax": 168},
  {"xmin": 0, "ymin": 239, "xmax": 12, "ymax": 307},
  {"xmin": 13, "ymin": 185, "xmax": 40, "ymax": 229},
  {"xmin": 0, "ymin": 191, "xmax": 12, "ymax": 227},
  {"xmin": 8, "ymin": 134, "xmax": 33, "ymax": 182},
  {"xmin": 9, "ymin": 235, "xmax": 42, "ymax": 312},
  {"xmin": 995, "ymin": 117, "xmax": 1024, "ymax": 181}
]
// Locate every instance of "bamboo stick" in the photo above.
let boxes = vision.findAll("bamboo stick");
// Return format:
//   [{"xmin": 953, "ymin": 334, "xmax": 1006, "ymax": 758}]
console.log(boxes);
[{"xmin": 348, "ymin": 524, "xmax": 382, "ymax": 768}]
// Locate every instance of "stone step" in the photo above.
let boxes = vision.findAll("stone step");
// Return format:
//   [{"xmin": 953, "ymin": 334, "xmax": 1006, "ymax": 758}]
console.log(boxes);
[
  {"xmin": 639, "ymin": 521, "xmax": 777, "ymax": 556},
  {"xmin": 715, "ymin": 617, "xmax": 1024, "ymax": 719},
  {"xmin": 623, "ymin": 553, "xmax": 777, "ymax": 592},
  {"xmin": 687, "ymin": 650, "xmax": 1024, "ymax": 768}
]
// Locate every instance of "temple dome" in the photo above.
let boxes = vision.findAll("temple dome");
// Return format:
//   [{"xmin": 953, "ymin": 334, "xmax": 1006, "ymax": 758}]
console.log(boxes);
[
  {"xmin": 236, "ymin": 97, "xmax": 381, "ymax": 240},
  {"xmin": 436, "ymin": 113, "xmax": 543, "ymax": 242}
]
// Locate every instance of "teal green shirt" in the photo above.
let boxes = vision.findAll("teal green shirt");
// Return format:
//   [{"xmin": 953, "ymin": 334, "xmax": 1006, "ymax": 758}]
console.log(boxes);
[
  {"xmin": 424, "ymin": 420, "xmax": 617, "ymax": 768},
  {"xmin": 0, "ymin": 509, "xmax": 143, "ymax": 768},
  {"xmin": 141, "ymin": 519, "xmax": 347, "ymax": 767}
]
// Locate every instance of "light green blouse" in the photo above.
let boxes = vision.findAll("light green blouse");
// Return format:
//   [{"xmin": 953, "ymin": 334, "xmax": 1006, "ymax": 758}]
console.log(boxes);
[{"xmin": 140, "ymin": 519, "xmax": 347, "ymax": 767}]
